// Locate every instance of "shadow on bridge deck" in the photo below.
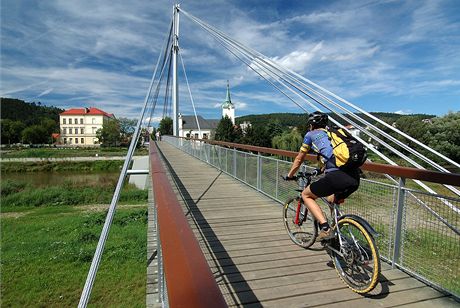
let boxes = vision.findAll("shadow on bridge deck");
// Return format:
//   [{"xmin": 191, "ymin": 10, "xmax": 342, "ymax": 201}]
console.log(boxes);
[{"xmin": 154, "ymin": 142, "xmax": 458, "ymax": 307}]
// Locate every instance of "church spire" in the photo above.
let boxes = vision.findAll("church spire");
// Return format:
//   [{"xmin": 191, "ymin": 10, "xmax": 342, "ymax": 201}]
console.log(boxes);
[
  {"xmin": 221, "ymin": 80, "xmax": 235, "ymax": 124},
  {"xmin": 222, "ymin": 80, "xmax": 234, "ymax": 109}
]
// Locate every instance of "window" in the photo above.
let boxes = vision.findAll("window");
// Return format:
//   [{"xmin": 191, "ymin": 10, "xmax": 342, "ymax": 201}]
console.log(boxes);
[
  {"xmin": 74, "ymin": 118, "xmax": 78, "ymax": 124},
  {"xmin": 203, "ymin": 133, "xmax": 208, "ymax": 139},
  {"xmin": 63, "ymin": 118, "xmax": 66, "ymax": 124},
  {"xmin": 69, "ymin": 118, "xmax": 72, "ymax": 124},
  {"xmin": 75, "ymin": 138, "xmax": 78, "ymax": 144},
  {"xmin": 69, "ymin": 138, "xmax": 73, "ymax": 144},
  {"xmin": 75, "ymin": 128, "xmax": 78, "ymax": 135},
  {"xmin": 80, "ymin": 118, "xmax": 83, "ymax": 124},
  {"xmin": 69, "ymin": 128, "xmax": 73, "ymax": 134},
  {"xmin": 195, "ymin": 133, "xmax": 199, "ymax": 139},
  {"xmin": 63, "ymin": 128, "xmax": 67, "ymax": 134},
  {"xmin": 92, "ymin": 118, "xmax": 96, "ymax": 124},
  {"xmin": 81, "ymin": 138, "xmax": 84, "ymax": 144},
  {"xmin": 186, "ymin": 133, "xmax": 190, "ymax": 138},
  {"xmin": 81, "ymin": 128, "xmax": 84, "ymax": 134},
  {"xmin": 63, "ymin": 138, "xmax": 67, "ymax": 144}
]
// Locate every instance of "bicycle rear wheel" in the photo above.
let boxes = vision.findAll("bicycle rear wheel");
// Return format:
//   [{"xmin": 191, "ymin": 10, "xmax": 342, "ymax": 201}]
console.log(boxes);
[
  {"xmin": 283, "ymin": 197, "xmax": 317, "ymax": 248},
  {"xmin": 332, "ymin": 217, "xmax": 381, "ymax": 294}
]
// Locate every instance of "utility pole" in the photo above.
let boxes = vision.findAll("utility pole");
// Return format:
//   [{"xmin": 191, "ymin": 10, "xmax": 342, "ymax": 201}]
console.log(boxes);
[{"xmin": 172, "ymin": 4, "xmax": 180, "ymax": 136}]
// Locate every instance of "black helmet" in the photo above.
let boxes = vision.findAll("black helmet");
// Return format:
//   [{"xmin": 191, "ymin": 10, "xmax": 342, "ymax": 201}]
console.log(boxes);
[{"xmin": 308, "ymin": 111, "xmax": 328, "ymax": 127}]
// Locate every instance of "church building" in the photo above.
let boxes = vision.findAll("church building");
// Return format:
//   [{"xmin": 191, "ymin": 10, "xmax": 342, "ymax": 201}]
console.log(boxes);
[{"xmin": 178, "ymin": 82, "xmax": 235, "ymax": 139}]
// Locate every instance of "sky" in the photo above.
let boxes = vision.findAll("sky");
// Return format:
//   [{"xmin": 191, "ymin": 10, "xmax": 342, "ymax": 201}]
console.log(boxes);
[{"xmin": 1, "ymin": 0, "xmax": 459, "ymax": 124}]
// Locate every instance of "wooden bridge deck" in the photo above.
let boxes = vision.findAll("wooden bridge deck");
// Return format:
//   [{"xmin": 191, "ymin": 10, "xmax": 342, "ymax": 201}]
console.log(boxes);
[{"xmin": 151, "ymin": 142, "xmax": 458, "ymax": 307}]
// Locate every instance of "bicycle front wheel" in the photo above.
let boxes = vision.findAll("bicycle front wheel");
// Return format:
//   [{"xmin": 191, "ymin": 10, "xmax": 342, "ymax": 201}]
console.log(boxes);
[
  {"xmin": 332, "ymin": 217, "xmax": 381, "ymax": 294},
  {"xmin": 283, "ymin": 197, "xmax": 317, "ymax": 248}
]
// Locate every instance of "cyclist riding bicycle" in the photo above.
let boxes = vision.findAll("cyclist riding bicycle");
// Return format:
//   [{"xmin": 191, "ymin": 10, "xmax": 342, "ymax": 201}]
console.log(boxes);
[{"xmin": 284, "ymin": 111, "xmax": 360, "ymax": 241}]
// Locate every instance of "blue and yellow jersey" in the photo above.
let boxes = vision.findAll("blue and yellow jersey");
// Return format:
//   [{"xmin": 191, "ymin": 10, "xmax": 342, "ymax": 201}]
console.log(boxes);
[{"xmin": 300, "ymin": 129, "xmax": 338, "ymax": 172}]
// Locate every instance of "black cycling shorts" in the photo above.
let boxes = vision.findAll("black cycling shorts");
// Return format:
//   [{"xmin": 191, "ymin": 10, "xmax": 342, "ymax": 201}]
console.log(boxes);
[{"xmin": 309, "ymin": 169, "xmax": 360, "ymax": 200}]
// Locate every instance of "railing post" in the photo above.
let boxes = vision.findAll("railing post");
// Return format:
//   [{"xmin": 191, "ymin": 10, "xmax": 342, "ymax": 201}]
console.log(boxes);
[
  {"xmin": 225, "ymin": 148, "xmax": 228, "ymax": 172},
  {"xmin": 244, "ymin": 153, "xmax": 247, "ymax": 182},
  {"xmin": 233, "ymin": 147, "xmax": 237, "ymax": 177},
  {"xmin": 275, "ymin": 160, "xmax": 279, "ymax": 200},
  {"xmin": 392, "ymin": 177, "xmax": 406, "ymax": 268},
  {"xmin": 257, "ymin": 152, "xmax": 262, "ymax": 191}
]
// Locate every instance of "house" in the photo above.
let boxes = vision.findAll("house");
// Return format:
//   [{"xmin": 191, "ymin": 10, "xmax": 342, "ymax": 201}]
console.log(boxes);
[
  {"xmin": 344, "ymin": 125, "xmax": 360, "ymax": 138},
  {"xmin": 178, "ymin": 82, "xmax": 236, "ymax": 139},
  {"xmin": 178, "ymin": 115, "xmax": 219, "ymax": 139},
  {"xmin": 59, "ymin": 107, "xmax": 114, "ymax": 146}
]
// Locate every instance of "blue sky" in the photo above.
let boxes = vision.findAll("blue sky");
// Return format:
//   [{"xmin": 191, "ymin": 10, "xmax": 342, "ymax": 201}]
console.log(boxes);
[{"xmin": 1, "ymin": 0, "xmax": 459, "ymax": 123}]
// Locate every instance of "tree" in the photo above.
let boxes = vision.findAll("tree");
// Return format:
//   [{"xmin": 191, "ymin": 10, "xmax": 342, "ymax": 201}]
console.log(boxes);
[
  {"xmin": 1, "ymin": 98, "xmax": 63, "ymax": 126},
  {"xmin": 22, "ymin": 125, "xmax": 48, "ymax": 144},
  {"xmin": 1, "ymin": 119, "xmax": 25, "ymax": 144},
  {"xmin": 272, "ymin": 130, "xmax": 303, "ymax": 152},
  {"xmin": 424, "ymin": 112, "xmax": 460, "ymax": 164},
  {"xmin": 215, "ymin": 116, "xmax": 237, "ymax": 142},
  {"xmin": 158, "ymin": 117, "xmax": 173, "ymax": 135},
  {"xmin": 96, "ymin": 119, "xmax": 121, "ymax": 147},
  {"xmin": 266, "ymin": 120, "xmax": 283, "ymax": 140},
  {"xmin": 119, "ymin": 117, "xmax": 137, "ymax": 139}
]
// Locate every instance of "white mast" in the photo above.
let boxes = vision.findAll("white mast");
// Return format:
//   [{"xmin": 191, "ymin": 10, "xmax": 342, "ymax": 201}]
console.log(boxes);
[{"xmin": 172, "ymin": 4, "xmax": 180, "ymax": 136}]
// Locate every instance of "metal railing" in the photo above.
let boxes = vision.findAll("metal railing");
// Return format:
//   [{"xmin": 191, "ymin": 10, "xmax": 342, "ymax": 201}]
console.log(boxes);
[
  {"xmin": 163, "ymin": 136, "xmax": 460, "ymax": 299},
  {"xmin": 149, "ymin": 142, "xmax": 227, "ymax": 307}
]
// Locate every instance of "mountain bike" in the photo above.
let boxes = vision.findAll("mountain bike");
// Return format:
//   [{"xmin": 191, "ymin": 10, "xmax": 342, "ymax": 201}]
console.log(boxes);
[{"xmin": 282, "ymin": 170, "xmax": 381, "ymax": 294}]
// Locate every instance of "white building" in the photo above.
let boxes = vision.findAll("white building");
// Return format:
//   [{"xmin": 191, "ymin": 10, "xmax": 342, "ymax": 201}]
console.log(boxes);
[
  {"xmin": 59, "ymin": 107, "xmax": 114, "ymax": 146},
  {"xmin": 344, "ymin": 125, "xmax": 360, "ymax": 138},
  {"xmin": 178, "ymin": 82, "xmax": 236, "ymax": 139},
  {"xmin": 178, "ymin": 114, "xmax": 219, "ymax": 139}
]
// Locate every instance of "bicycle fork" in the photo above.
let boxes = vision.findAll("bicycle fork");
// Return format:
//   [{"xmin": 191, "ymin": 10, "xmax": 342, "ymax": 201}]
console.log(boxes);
[{"xmin": 294, "ymin": 198, "xmax": 302, "ymax": 225}]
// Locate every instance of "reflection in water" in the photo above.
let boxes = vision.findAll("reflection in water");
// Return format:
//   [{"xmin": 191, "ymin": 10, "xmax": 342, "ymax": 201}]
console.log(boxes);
[{"xmin": 2, "ymin": 171, "xmax": 119, "ymax": 187}]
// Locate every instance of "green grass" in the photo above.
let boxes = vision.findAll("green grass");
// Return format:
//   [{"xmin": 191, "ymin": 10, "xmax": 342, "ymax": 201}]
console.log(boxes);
[
  {"xmin": 1, "ymin": 205, "xmax": 147, "ymax": 307},
  {"xmin": 402, "ymin": 229, "xmax": 460, "ymax": 296},
  {"xmin": 1, "ymin": 147, "xmax": 148, "ymax": 158},
  {"xmin": 1, "ymin": 179, "xmax": 148, "ymax": 212}
]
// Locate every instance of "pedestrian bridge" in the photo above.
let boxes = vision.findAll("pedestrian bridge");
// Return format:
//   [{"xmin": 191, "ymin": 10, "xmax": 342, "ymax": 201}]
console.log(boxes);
[{"xmin": 145, "ymin": 137, "xmax": 459, "ymax": 307}]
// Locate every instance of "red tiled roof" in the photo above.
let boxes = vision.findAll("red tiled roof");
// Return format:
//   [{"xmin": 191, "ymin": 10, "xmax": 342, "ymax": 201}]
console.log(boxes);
[
  {"xmin": 60, "ymin": 107, "xmax": 113, "ymax": 117},
  {"xmin": 52, "ymin": 133, "xmax": 60, "ymax": 139}
]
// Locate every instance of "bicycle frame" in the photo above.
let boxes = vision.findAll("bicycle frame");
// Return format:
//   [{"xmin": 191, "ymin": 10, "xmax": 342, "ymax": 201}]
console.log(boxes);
[{"xmin": 293, "ymin": 171, "xmax": 377, "ymax": 255}]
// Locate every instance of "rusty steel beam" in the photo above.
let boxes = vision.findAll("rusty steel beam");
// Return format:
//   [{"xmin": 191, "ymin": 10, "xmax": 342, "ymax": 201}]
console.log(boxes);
[
  {"xmin": 149, "ymin": 142, "xmax": 227, "ymax": 308},
  {"xmin": 181, "ymin": 138, "xmax": 460, "ymax": 187}
]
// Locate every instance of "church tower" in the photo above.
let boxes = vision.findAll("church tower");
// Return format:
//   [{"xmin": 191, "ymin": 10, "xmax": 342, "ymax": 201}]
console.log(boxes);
[{"xmin": 222, "ymin": 81, "xmax": 235, "ymax": 124}]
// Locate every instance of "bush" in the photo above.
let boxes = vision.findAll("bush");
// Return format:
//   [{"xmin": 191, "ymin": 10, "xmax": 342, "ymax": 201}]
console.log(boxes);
[{"xmin": 0, "ymin": 180, "xmax": 28, "ymax": 196}]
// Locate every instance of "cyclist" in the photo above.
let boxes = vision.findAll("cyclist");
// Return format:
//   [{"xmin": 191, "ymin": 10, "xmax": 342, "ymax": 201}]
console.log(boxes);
[{"xmin": 284, "ymin": 111, "xmax": 360, "ymax": 241}]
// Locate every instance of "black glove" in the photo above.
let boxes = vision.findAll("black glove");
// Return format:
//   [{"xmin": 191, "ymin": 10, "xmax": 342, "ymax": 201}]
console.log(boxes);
[
  {"xmin": 312, "ymin": 168, "xmax": 322, "ymax": 176},
  {"xmin": 283, "ymin": 175, "xmax": 296, "ymax": 181}
]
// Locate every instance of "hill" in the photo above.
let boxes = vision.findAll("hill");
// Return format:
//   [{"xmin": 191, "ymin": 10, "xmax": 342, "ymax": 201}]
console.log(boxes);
[
  {"xmin": 236, "ymin": 112, "xmax": 436, "ymax": 128},
  {"xmin": 1, "ymin": 98, "xmax": 64, "ymax": 144},
  {"xmin": 1, "ymin": 98, "xmax": 64, "ymax": 125}
]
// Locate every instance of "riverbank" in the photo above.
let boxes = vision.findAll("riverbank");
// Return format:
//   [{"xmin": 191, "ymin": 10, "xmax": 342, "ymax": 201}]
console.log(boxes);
[
  {"xmin": 1, "ymin": 160, "xmax": 126, "ymax": 172},
  {"xmin": 0, "ymin": 147, "xmax": 148, "ymax": 159},
  {"xmin": 0, "ymin": 155, "xmax": 146, "ymax": 162},
  {"xmin": 1, "ymin": 179, "xmax": 147, "ymax": 212}
]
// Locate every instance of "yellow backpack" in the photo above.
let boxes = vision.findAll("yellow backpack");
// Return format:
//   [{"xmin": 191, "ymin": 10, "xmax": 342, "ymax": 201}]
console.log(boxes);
[{"xmin": 326, "ymin": 127, "xmax": 367, "ymax": 170}]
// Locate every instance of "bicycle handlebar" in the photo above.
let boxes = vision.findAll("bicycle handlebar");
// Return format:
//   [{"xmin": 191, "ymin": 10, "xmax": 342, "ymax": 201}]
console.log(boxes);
[{"xmin": 282, "ymin": 169, "xmax": 322, "ymax": 181}]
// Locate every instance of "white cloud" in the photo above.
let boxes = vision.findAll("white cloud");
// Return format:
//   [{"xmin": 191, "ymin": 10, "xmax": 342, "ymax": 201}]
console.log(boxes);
[
  {"xmin": 37, "ymin": 88, "xmax": 54, "ymax": 97},
  {"xmin": 234, "ymin": 101, "xmax": 248, "ymax": 109},
  {"xmin": 272, "ymin": 42, "xmax": 323, "ymax": 73},
  {"xmin": 395, "ymin": 110, "xmax": 413, "ymax": 115},
  {"xmin": 1, "ymin": 0, "xmax": 459, "ymax": 119},
  {"xmin": 144, "ymin": 116, "xmax": 163, "ymax": 124}
]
